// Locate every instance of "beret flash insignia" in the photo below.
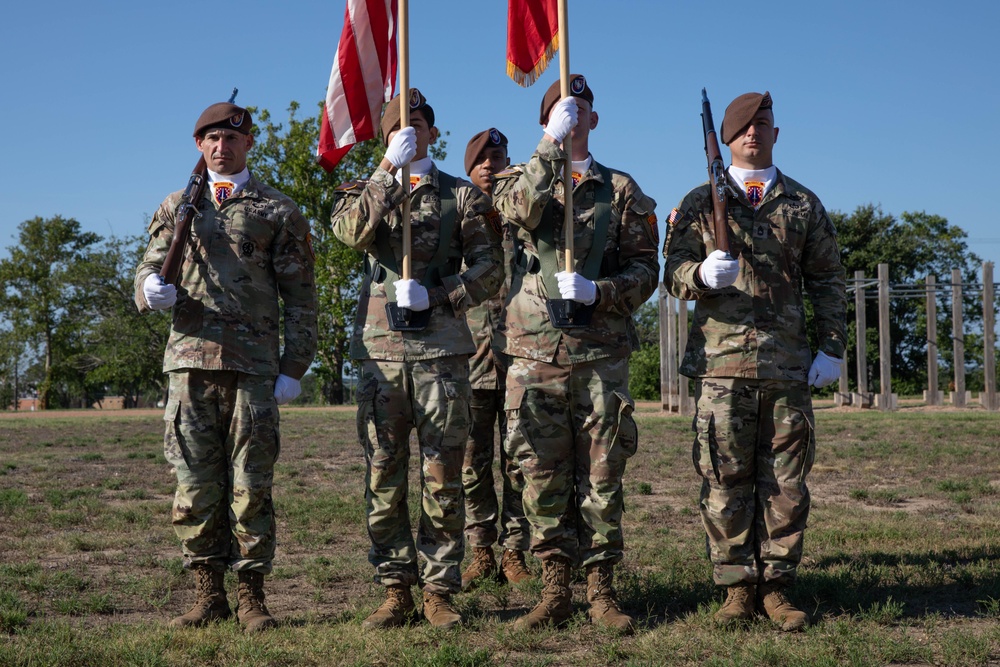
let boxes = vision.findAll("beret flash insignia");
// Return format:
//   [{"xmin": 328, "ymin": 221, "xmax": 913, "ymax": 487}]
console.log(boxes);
[
  {"xmin": 489, "ymin": 128, "xmax": 501, "ymax": 145},
  {"xmin": 570, "ymin": 75, "xmax": 587, "ymax": 95}
]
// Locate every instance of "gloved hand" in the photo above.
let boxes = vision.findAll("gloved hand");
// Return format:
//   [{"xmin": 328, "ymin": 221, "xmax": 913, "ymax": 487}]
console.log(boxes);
[
  {"xmin": 384, "ymin": 126, "xmax": 417, "ymax": 168},
  {"xmin": 143, "ymin": 273, "xmax": 177, "ymax": 310},
  {"xmin": 543, "ymin": 97, "xmax": 579, "ymax": 143},
  {"xmin": 555, "ymin": 271, "xmax": 597, "ymax": 305},
  {"xmin": 698, "ymin": 249, "xmax": 740, "ymax": 289},
  {"xmin": 273, "ymin": 374, "xmax": 301, "ymax": 405},
  {"xmin": 808, "ymin": 351, "xmax": 842, "ymax": 388},
  {"xmin": 394, "ymin": 279, "xmax": 430, "ymax": 311}
]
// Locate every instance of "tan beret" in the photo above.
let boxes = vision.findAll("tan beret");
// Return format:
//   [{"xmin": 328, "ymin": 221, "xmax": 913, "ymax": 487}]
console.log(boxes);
[
  {"xmin": 464, "ymin": 128, "xmax": 508, "ymax": 176},
  {"xmin": 539, "ymin": 74, "xmax": 594, "ymax": 124},
  {"xmin": 720, "ymin": 91, "xmax": 772, "ymax": 145},
  {"xmin": 193, "ymin": 102, "xmax": 252, "ymax": 137},
  {"xmin": 380, "ymin": 88, "xmax": 435, "ymax": 145}
]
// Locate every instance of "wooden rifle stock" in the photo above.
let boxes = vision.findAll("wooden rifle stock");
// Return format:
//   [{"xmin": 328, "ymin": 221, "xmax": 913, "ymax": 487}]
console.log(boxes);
[
  {"xmin": 159, "ymin": 156, "xmax": 207, "ymax": 287},
  {"xmin": 701, "ymin": 89, "xmax": 732, "ymax": 257}
]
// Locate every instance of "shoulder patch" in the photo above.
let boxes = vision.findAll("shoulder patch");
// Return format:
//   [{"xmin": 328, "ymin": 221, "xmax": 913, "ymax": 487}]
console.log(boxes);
[
  {"xmin": 485, "ymin": 208, "xmax": 503, "ymax": 237},
  {"xmin": 668, "ymin": 208, "xmax": 680, "ymax": 226}
]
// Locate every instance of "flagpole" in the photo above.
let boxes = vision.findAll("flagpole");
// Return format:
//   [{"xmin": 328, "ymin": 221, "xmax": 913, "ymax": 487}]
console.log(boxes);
[
  {"xmin": 398, "ymin": 0, "xmax": 411, "ymax": 281},
  {"xmin": 557, "ymin": 0, "xmax": 573, "ymax": 274}
]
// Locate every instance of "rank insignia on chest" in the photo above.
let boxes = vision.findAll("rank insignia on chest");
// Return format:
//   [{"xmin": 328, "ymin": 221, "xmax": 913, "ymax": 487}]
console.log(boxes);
[
  {"xmin": 213, "ymin": 182, "xmax": 234, "ymax": 205},
  {"xmin": 754, "ymin": 222, "xmax": 768, "ymax": 238},
  {"xmin": 241, "ymin": 241, "xmax": 255, "ymax": 257},
  {"xmin": 746, "ymin": 181, "xmax": 764, "ymax": 208}
]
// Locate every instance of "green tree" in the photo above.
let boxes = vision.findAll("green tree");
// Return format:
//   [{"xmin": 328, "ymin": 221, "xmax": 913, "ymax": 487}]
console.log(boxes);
[
  {"xmin": 0, "ymin": 216, "xmax": 101, "ymax": 409},
  {"xmin": 248, "ymin": 100, "xmax": 447, "ymax": 404},
  {"xmin": 829, "ymin": 205, "xmax": 982, "ymax": 395},
  {"xmin": 628, "ymin": 300, "xmax": 661, "ymax": 400},
  {"xmin": 70, "ymin": 234, "xmax": 171, "ymax": 407}
]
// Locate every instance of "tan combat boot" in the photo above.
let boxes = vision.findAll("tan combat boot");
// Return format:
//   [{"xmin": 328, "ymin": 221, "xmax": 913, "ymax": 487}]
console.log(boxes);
[
  {"xmin": 422, "ymin": 591, "xmax": 462, "ymax": 629},
  {"xmin": 500, "ymin": 549, "xmax": 535, "ymax": 584},
  {"xmin": 169, "ymin": 563, "xmax": 231, "ymax": 627},
  {"xmin": 513, "ymin": 557, "xmax": 573, "ymax": 630},
  {"xmin": 758, "ymin": 581, "xmax": 808, "ymax": 631},
  {"xmin": 462, "ymin": 546, "xmax": 500, "ymax": 590},
  {"xmin": 362, "ymin": 584, "xmax": 416, "ymax": 629},
  {"xmin": 236, "ymin": 570, "xmax": 277, "ymax": 633},
  {"xmin": 713, "ymin": 583, "xmax": 756, "ymax": 626},
  {"xmin": 585, "ymin": 563, "xmax": 636, "ymax": 634}
]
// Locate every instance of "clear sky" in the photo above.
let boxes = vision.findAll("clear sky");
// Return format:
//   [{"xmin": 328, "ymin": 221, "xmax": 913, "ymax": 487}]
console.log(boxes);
[{"xmin": 2, "ymin": 0, "xmax": 999, "ymax": 278}]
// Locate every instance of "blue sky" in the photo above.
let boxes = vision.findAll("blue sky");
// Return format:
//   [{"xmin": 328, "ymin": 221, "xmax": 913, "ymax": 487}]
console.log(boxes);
[{"xmin": 2, "ymin": 0, "xmax": 999, "ymax": 278}]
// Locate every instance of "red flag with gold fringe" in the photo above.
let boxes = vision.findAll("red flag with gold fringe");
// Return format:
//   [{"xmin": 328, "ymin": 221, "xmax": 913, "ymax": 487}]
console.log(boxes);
[{"xmin": 506, "ymin": 0, "xmax": 559, "ymax": 86}]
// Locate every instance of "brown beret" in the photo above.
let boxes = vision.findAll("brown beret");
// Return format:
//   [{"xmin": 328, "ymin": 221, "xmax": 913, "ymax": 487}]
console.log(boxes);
[
  {"xmin": 464, "ymin": 128, "xmax": 508, "ymax": 176},
  {"xmin": 720, "ymin": 91, "xmax": 772, "ymax": 145},
  {"xmin": 539, "ymin": 74, "xmax": 594, "ymax": 124},
  {"xmin": 193, "ymin": 102, "xmax": 252, "ymax": 137},
  {"xmin": 380, "ymin": 88, "xmax": 435, "ymax": 145}
]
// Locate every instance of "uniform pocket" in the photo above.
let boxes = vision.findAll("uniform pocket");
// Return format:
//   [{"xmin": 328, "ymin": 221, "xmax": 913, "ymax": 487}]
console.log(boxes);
[
  {"xmin": 162, "ymin": 398, "xmax": 188, "ymax": 469},
  {"xmin": 610, "ymin": 390, "xmax": 638, "ymax": 459},
  {"xmin": 248, "ymin": 399, "xmax": 280, "ymax": 464}
]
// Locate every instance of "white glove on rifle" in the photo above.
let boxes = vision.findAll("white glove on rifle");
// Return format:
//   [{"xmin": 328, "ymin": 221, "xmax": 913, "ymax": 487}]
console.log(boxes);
[
  {"xmin": 143, "ymin": 273, "xmax": 177, "ymax": 310},
  {"xmin": 394, "ymin": 279, "xmax": 430, "ymax": 311},
  {"xmin": 273, "ymin": 374, "xmax": 301, "ymax": 405},
  {"xmin": 384, "ymin": 127, "xmax": 417, "ymax": 169},
  {"xmin": 555, "ymin": 271, "xmax": 597, "ymax": 305},
  {"xmin": 698, "ymin": 249, "xmax": 740, "ymax": 289},
  {"xmin": 808, "ymin": 351, "xmax": 842, "ymax": 388},
  {"xmin": 544, "ymin": 97, "xmax": 579, "ymax": 143}
]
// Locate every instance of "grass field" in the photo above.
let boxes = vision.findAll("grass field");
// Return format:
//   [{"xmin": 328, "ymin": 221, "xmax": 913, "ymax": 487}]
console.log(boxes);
[{"xmin": 0, "ymin": 404, "xmax": 998, "ymax": 666}]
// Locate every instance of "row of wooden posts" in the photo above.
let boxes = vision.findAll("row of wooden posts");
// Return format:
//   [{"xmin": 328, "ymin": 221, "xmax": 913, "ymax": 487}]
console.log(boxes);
[{"xmin": 658, "ymin": 262, "xmax": 999, "ymax": 413}]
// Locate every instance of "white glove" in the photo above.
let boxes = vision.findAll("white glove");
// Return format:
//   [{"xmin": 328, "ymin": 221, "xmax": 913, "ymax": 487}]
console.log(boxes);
[
  {"xmin": 555, "ymin": 271, "xmax": 597, "ymax": 305},
  {"xmin": 543, "ymin": 97, "xmax": 579, "ymax": 143},
  {"xmin": 698, "ymin": 249, "xmax": 740, "ymax": 289},
  {"xmin": 808, "ymin": 351, "xmax": 842, "ymax": 388},
  {"xmin": 143, "ymin": 273, "xmax": 177, "ymax": 310},
  {"xmin": 394, "ymin": 279, "xmax": 430, "ymax": 311},
  {"xmin": 384, "ymin": 126, "xmax": 417, "ymax": 168},
  {"xmin": 273, "ymin": 374, "xmax": 301, "ymax": 405}
]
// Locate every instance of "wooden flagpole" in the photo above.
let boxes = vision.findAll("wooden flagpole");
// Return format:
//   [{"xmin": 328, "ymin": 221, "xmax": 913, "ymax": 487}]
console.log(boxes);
[
  {"xmin": 557, "ymin": 0, "xmax": 573, "ymax": 274},
  {"xmin": 398, "ymin": 0, "xmax": 411, "ymax": 281}
]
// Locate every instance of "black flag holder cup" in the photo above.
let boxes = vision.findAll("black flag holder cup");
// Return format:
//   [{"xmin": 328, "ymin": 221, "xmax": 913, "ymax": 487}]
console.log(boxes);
[
  {"xmin": 386, "ymin": 302, "xmax": 430, "ymax": 331},
  {"xmin": 546, "ymin": 298, "xmax": 595, "ymax": 328}
]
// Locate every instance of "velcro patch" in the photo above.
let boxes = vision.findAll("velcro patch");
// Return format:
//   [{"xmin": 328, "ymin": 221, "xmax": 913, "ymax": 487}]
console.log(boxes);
[
  {"xmin": 668, "ymin": 208, "xmax": 680, "ymax": 226},
  {"xmin": 485, "ymin": 208, "xmax": 502, "ymax": 237}
]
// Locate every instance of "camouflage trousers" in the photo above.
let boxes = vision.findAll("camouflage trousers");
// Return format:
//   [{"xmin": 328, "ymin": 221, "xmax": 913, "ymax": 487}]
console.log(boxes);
[
  {"xmin": 693, "ymin": 378, "xmax": 815, "ymax": 587},
  {"xmin": 356, "ymin": 357, "xmax": 471, "ymax": 595},
  {"xmin": 504, "ymin": 353, "xmax": 637, "ymax": 567},
  {"xmin": 163, "ymin": 370, "xmax": 279, "ymax": 574},
  {"xmin": 463, "ymin": 381, "xmax": 530, "ymax": 551}
]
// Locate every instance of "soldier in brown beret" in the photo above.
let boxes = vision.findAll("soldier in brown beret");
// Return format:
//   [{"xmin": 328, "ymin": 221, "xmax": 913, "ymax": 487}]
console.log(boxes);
[
  {"xmin": 331, "ymin": 89, "xmax": 504, "ymax": 630},
  {"xmin": 458, "ymin": 128, "xmax": 536, "ymax": 591},
  {"xmin": 663, "ymin": 91, "xmax": 846, "ymax": 631},
  {"xmin": 493, "ymin": 74, "xmax": 659, "ymax": 634},
  {"xmin": 134, "ymin": 100, "xmax": 317, "ymax": 632}
]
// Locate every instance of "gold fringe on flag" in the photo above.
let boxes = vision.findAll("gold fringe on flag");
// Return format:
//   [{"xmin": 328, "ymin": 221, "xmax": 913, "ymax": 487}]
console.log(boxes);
[{"xmin": 507, "ymin": 34, "xmax": 559, "ymax": 87}]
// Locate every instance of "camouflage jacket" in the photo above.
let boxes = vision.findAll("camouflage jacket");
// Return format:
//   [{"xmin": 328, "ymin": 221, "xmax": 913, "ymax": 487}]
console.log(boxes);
[
  {"xmin": 493, "ymin": 139, "xmax": 659, "ymax": 363},
  {"xmin": 331, "ymin": 164, "xmax": 503, "ymax": 362},
  {"xmin": 663, "ymin": 169, "xmax": 847, "ymax": 381},
  {"xmin": 134, "ymin": 174, "xmax": 318, "ymax": 379},
  {"xmin": 466, "ymin": 220, "xmax": 516, "ymax": 389}
]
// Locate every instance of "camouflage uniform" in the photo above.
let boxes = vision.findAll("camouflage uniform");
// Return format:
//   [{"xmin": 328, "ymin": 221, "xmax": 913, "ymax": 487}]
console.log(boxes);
[
  {"xmin": 663, "ymin": 170, "xmax": 846, "ymax": 586},
  {"xmin": 494, "ymin": 139, "xmax": 659, "ymax": 567},
  {"xmin": 463, "ymin": 222, "xmax": 530, "ymax": 551},
  {"xmin": 332, "ymin": 164, "xmax": 503, "ymax": 595},
  {"xmin": 134, "ymin": 175, "xmax": 317, "ymax": 574}
]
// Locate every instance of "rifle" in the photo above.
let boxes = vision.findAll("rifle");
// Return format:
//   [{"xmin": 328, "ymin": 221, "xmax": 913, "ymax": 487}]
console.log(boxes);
[
  {"xmin": 701, "ymin": 88, "xmax": 733, "ymax": 258},
  {"xmin": 158, "ymin": 87, "xmax": 238, "ymax": 287},
  {"xmin": 158, "ymin": 156, "xmax": 207, "ymax": 286}
]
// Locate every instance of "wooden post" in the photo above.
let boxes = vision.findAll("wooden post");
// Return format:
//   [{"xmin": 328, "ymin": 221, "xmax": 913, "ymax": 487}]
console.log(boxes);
[
  {"xmin": 877, "ymin": 263, "xmax": 894, "ymax": 410},
  {"xmin": 926, "ymin": 275, "xmax": 940, "ymax": 405},
  {"xmin": 556, "ymin": 0, "xmax": 574, "ymax": 274},
  {"xmin": 658, "ymin": 284, "xmax": 669, "ymax": 411},
  {"xmin": 666, "ymin": 294, "xmax": 678, "ymax": 411},
  {"xmin": 678, "ymin": 300, "xmax": 691, "ymax": 415},
  {"xmin": 398, "ymin": 0, "xmax": 411, "ymax": 280},
  {"xmin": 952, "ymin": 268, "xmax": 966, "ymax": 407},
  {"xmin": 854, "ymin": 270, "xmax": 868, "ymax": 404},
  {"xmin": 982, "ymin": 262, "xmax": 996, "ymax": 410}
]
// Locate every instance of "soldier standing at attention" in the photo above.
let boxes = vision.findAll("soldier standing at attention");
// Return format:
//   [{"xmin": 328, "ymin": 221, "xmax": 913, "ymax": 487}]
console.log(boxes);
[
  {"xmin": 331, "ymin": 89, "xmax": 503, "ymax": 629},
  {"xmin": 459, "ymin": 128, "xmax": 534, "ymax": 590},
  {"xmin": 494, "ymin": 75, "xmax": 659, "ymax": 633},
  {"xmin": 663, "ymin": 91, "xmax": 847, "ymax": 631},
  {"xmin": 134, "ymin": 101, "xmax": 317, "ymax": 632}
]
